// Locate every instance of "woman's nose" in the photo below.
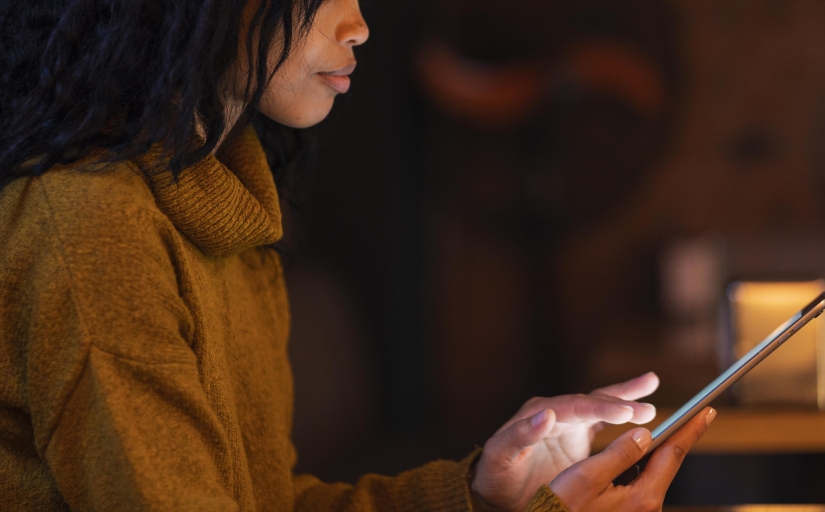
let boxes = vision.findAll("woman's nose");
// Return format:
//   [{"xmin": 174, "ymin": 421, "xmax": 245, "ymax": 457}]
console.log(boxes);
[{"xmin": 338, "ymin": 0, "xmax": 369, "ymax": 47}]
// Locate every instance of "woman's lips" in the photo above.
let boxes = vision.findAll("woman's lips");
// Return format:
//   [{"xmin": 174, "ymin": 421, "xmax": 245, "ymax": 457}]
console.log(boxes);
[
  {"xmin": 319, "ymin": 74, "xmax": 351, "ymax": 94},
  {"xmin": 318, "ymin": 63, "xmax": 356, "ymax": 94}
]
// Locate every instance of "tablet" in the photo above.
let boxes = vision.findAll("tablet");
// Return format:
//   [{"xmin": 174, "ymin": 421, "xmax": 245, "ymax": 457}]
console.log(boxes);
[{"xmin": 613, "ymin": 290, "xmax": 825, "ymax": 485}]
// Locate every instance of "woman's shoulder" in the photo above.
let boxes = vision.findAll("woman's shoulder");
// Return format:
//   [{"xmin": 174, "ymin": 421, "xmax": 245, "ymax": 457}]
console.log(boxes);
[
  {"xmin": 0, "ymin": 157, "xmax": 187, "ymax": 299},
  {"xmin": 1, "ymin": 157, "xmax": 172, "ymax": 249},
  {"xmin": 28, "ymin": 157, "xmax": 157, "ymax": 218}
]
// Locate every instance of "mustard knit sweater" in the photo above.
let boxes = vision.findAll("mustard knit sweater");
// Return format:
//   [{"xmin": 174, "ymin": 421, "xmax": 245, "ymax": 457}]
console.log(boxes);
[{"xmin": 0, "ymin": 127, "xmax": 567, "ymax": 511}]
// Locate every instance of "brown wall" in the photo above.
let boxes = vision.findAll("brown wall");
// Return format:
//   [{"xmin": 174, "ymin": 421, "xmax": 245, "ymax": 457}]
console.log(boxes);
[{"xmin": 287, "ymin": 0, "xmax": 825, "ymax": 498}]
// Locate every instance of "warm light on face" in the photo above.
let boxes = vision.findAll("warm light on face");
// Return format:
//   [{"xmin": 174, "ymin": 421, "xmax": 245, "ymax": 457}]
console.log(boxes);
[{"xmin": 257, "ymin": 0, "xmax": 369, "ymax": 128}]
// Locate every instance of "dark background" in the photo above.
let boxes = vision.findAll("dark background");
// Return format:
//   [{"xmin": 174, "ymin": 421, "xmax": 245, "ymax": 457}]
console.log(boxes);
[{"xmin": 285, "ymin": 0, "xmax": 825, "ymax": 504}]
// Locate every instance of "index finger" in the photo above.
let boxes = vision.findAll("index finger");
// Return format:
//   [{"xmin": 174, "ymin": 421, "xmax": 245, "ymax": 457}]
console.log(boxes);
[
  {"xmin": 593, "ymin": 372, "xmax": 660, "ymax": 401},
  {"xmin": 637, "ymin": 407, "xmax": 715, "ymax": 495}
]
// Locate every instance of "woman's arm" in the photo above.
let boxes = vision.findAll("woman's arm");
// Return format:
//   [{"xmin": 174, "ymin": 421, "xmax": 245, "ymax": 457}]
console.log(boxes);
[
  {"xmin": 12, "ymin": 173, "xmax": 243, "ymax": 510},
  {"xmin": 292, "ymin": 453, "xmax": 482, "ymax": 512}
]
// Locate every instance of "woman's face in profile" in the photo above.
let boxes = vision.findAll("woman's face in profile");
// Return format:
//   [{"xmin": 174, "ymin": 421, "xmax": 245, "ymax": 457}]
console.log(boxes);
[{"xmin": 241, "ymin": 0, "xmax": 369, "ymax": 128}]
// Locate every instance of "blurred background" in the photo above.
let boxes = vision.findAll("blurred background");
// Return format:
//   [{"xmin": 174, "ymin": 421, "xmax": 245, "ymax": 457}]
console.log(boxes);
[{"xmin": 285, "ymin": 0, "xmax": 825, "ymax": 505}]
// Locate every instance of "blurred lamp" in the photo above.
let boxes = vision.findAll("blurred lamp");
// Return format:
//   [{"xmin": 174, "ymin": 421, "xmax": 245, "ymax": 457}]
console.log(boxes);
[{"xmin": 728, "ymin": 280, "xmax": 825, "ymax": 409}]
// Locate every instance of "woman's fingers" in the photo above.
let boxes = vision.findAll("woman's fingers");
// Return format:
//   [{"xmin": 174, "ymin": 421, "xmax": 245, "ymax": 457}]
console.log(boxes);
[
  {"xmin": 548, "ymin": 409, "xmax": 714, "ymax": 511},
  {"xmin": 589, "ymin": 392, "xmax": 657, "ymax": 425},
  {"xmin": 493, "ymin": 383, "xmax": 659, "ymax": 437},
  {"xmin": 484, "ymin": 409, "xmax": 557, "ymax": 465},
  {"xmin": 561, "ymin": 393, "xmax": 656, "ymax": 425},
  {"xmin": 506, "ymin": 394, "xmax": 652, "ymax": 430},
  {"xmin": 580, "ymin": 427, "xmax": 652, "ymax": 488},
  {"xmin": 549, "ymin": 427, "xmax": 652, "ymax": 506},
  {"xmin": 639, "ymin": 407, "xmax": 715, "ymax": 496},
  {"xmin": 570, "ymin": 395, "xmax": 634, "ymax": 424},
  {"xmin": 593, "ymin": 372, "xmax": 660, "ymax": 401}
]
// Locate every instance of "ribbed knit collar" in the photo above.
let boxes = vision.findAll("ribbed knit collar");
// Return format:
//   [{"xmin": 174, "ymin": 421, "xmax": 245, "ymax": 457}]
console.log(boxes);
[{"xmin": 135, "ymin": 127, "xmax": 283, "ymax": 257}]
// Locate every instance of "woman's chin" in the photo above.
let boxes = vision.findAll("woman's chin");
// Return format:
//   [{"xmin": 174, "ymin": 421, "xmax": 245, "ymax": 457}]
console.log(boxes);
[{"xmin": 260, "ymin": 99, "xmax": 335, "ymax": 129}]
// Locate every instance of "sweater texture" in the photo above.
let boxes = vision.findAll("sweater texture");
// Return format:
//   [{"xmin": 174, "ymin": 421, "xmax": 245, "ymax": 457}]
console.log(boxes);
[{"xmin": 0, "ymin": 127, "xmax": 566, "ymax": 511}]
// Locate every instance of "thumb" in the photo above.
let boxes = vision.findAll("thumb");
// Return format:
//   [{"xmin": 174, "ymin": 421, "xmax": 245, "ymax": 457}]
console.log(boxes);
[
  {"xmin": 485, "ymin": 409, "xmax": 556, "ymax": 465},
  {"xmin": 573, "ymin": 427, "xmax": 651, "ymax": 489}
]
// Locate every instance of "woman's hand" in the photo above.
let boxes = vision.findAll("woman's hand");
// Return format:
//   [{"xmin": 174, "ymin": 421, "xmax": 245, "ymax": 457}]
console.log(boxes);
[
  {"xmin": 549, "ymin": 406, "xmax": 715, "ymax": 511},
  {"xmin": 471, "ymin": 373, "xmax": 660, "ymax": 511}
]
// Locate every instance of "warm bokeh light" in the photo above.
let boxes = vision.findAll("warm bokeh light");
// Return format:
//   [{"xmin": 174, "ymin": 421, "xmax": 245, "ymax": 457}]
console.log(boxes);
[{"xmin": 728, "ymin": 281, "xmax": 825, "ymax": 408}]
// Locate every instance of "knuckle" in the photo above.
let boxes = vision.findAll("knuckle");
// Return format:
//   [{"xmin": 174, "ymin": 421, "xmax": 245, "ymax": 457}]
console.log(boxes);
[
  {"xmin": 642, "ymin": 497, "xmax": 661, "ymax": 512},
  {"xmin": 631, "ymin": 494, "xmax": 660, "ymax": 512},
  {"xmin": 667, "ymin": 443, "xmax": 688, "ymax": 464},
  {"xmin": 481, "ymin": 442, "xmax": 502, "ymax": 462},
  {"xmin": 524, "ymin": 396, "xmax": 542, "ymax": 408},
  {"xmin": 503, "ymin": 426, "xmax": 519, "ymax": 447},
  {"xmin": 514, "ymin": 417, "xmax": 531, "ymax": 437},
  {"xmin": 614, "ymin": 440, "xmax": 640, "ymax": 465},
  {"xmin": 570, "ymin": 466, "xmax": 598, "ymax": 491},
  {"xmin": 506, "ymin": 417, "xmax": 533, "ymax": 448}
]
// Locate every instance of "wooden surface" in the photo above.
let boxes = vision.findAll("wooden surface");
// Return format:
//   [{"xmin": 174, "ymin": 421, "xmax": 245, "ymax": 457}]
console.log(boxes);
[{"xmin": 592, "ymin": 409, "xmax": 825, "ymax": 453}]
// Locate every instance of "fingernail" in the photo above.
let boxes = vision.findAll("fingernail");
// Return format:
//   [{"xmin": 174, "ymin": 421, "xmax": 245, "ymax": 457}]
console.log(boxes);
[
  {"xmin": 632, "ymin": 429, "xmax": 652, "ymax": 450},
  {"xmin": 705, "ymin": 408, "xmax": 717, "ymax": 426},
  {"xmin": 531, "ymin": 409, "xmax": 548, "ymax": 428}
]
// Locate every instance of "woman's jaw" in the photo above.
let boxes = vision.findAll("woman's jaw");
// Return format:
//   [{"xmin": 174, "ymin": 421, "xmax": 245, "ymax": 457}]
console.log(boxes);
[{"xmin": 256, "ymin": 58, "xmax": 353, "ymax": 129}]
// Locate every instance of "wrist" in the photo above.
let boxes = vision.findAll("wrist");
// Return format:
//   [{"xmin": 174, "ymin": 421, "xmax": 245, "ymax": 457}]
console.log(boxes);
[
  {"xmin": 468, "ymin": 462, "xmax": 498, "ymax": 512},
  {"xmin": 470, "ymin": 486, "xmax": 498, "ymax": 512},
  {"xmin": 471, "ymin": 492, "xmax": 494, "ymax": 512}
]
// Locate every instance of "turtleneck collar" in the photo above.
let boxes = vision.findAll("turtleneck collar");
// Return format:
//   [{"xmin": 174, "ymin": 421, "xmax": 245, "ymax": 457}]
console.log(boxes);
[{"xmin": 134, "ymin": 126, "xmax": 283, "ymax": 257}]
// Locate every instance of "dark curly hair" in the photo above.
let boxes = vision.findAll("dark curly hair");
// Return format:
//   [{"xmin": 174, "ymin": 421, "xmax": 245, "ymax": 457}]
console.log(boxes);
[{"xmin": 0, "ymin": 0, "xmax": 326, "ymax": 196}]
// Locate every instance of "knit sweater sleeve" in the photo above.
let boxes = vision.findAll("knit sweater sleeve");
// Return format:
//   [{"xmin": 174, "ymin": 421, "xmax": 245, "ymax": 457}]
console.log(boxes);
[
  {"xmin": 291, "ymin": 451, "xmax": 569, "ymax": 512},
  {"xmin": 524, "ymin": 486, "xmax": 570, "ymax": 511},
  {"xmin": 292, "ymin": 450, "xmax": 479, "ymax": 512}
]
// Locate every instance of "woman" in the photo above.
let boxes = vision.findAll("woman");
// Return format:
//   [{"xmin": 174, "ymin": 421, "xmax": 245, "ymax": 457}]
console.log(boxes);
[{"xmin": 0, "ymin": 0, "xmax": 713, "ymax": 510}]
